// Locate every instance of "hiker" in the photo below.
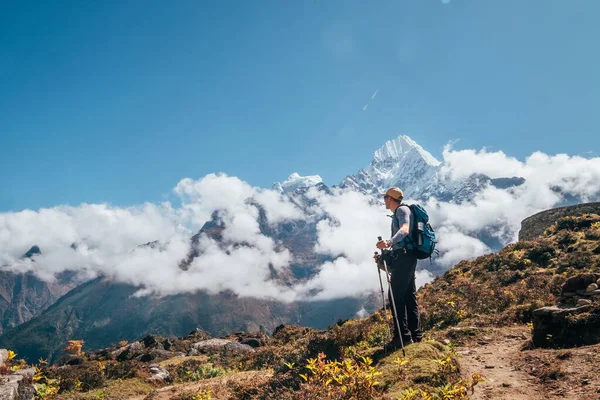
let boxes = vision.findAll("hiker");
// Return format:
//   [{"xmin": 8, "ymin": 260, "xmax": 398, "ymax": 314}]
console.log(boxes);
[{"xmin": 375, "ymin": 187, "xmax": 422, "ymax": 350}]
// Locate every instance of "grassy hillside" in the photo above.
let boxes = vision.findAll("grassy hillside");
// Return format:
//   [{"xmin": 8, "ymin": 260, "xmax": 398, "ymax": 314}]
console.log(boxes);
[{"xmin": 418, "ymin": 213, "xmax": 600, "ymax": 331}]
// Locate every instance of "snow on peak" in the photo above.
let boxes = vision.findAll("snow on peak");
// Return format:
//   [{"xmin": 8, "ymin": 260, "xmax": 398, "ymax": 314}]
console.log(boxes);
[
  {"xmin": 373, "ymin": 135, "xmax": 441, "ymax": 167},
  {"xmin": 275, "ymin": 173, "xmax": 323, "ymax": 193}
]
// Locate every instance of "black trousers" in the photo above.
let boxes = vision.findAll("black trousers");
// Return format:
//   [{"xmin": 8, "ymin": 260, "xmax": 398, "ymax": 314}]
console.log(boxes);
[{"xmin": 387, "ymin": 251, "xmax": 422, "ymax": 343}]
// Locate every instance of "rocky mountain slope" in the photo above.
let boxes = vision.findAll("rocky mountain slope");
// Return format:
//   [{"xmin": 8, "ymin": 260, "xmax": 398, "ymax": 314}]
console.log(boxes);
[
  {"xmin": 519, "ymin": 202, "xmax": 600, "ymax": 241},
  {"xmin": 0, "ymin": 246, "xmax": 76, "ymax": 335}
]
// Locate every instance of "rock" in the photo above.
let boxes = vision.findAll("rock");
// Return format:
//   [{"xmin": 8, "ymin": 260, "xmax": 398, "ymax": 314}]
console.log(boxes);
[
  {"xmin": 224, "ymin": 342, "xmax": 255, "ymax": 354},
  {"xmin": 186, "ymin": 328, "xmax": 211, "ymax": 341},
  {"xmin": 142, "ymin": 336, "xmax": 159, "ymax": 349},
  {"xmin": 12, "ymin": 369, "xmax": 35, "ymax": 378},
  {"xmin": 577, "ymin": 299, "xmax": 593, "ymax": 306},
  {"xmin": 534, "ymin": 304, "xmax": 592, "ymax": 317},
  {"xmin": 561, "ymin": 292, "xmax": 575, "ymax": 298},
  {"xmin": 130, "ymin": 342, "xmax": 144, "ymax": 352},
  {"xmin": 162, "ymin": 339, "xmax": 173, "ymax": 351},
  {"xmin": 587, "ymin": 283, "xmax": 599, "ymax": 293},
  {"xmin": 484, "ymin": 365, "xmax": 495, "ymax": 369},
  {"xmin": 597, "ymin": 278, "xmax": 600, "ymax": 286},
  {"xmin": 0, "ymin": 350, "xmax": 8, "ymax": 367},
  {"xmin": 17, "ymin": 380, "xmax": 35, "ymax": 400},
  {"xmin": 146, "ymin": 364, "xmax": 169, "ymax": 382},
  {"xmin": 113, "ymin": 341, "xmax": 144, "ymax": 361},
  {"xmin": 240, "ymin": 338, "xmax": 262, "ymax": 348},
  {"xmin": 190, "ymin": 338, "xmax": 231, "ymax": 352},
  {"xmin": 139, "ymin": 353, "xmax": 154, "ymax": 363},
  {"xmin": 0, "ymin": 372, "xmax": 34, "ymax": 400},
  {"xmin": 561, "ymin": 274, "xmax": 600, "ymax": 295},
  {"xmin": 532, "ymin": 303, "xmax": 600, "ymax": 348},
  {"xmin": 0, "ymin": 375, "xmax": 22, "ymax": 400},
  {"xmin": 187, "ymin": 339, "xmax": 254, "ymax": 356}
]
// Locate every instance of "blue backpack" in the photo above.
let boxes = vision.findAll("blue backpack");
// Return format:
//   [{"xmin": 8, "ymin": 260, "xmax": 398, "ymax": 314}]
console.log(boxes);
[{"xmin": 394, "ymin": 204, "xmax": 438, "ymax": 260}]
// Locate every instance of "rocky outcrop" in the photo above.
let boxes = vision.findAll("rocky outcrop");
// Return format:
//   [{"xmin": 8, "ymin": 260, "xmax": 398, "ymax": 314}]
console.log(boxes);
[
  {"xmin": 0, "ymin": 349, "xmax": 35, "ymax": 400},
  {"xmin": 187, "ymin": 339, "xmax": 255, "ymax": 356},
  {"xmin": 532, "ymin": 274, "xmax": 600, "ymax": 348},
  {"xmin": 519, "ymin": 202, "xmax": 600, "ymax": 241}
]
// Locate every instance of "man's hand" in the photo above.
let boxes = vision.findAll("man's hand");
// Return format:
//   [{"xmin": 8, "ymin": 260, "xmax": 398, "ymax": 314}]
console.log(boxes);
[
  {"xmin": 373, "ymin": 253, "xmax": 380, "ymax": 263},
  {"xmin": 376, "ymin": 239, "xmax": 391, "ymax": 249}
]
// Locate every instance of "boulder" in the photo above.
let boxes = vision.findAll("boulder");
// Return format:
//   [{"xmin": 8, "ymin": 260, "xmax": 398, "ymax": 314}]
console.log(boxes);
[
  {"xmin": 241, "ymin": 338, "xmax": 262, "ymax": 348},
  {"xmin": 558, "ymin": 274, "xmax": 600, "ymax": 305},
  {"xmin": 142, "ymin": 335, "xmax": 160, "ymax": 349},
  {"xmin": 187, "ymin": 339, "xmax": 254, "ymax": 356},
  {"xmin": 112, "ymin": 341, "xmax": 144, "ymax": 361},
  {"xmin": 0, "ymin": 373, "xmax": 35, "ymax": 400},
  {"xmin": 532, "ymin": 303, "xmax": 600, "ymax": 348},
  {"xmin": 146, "ymin": 364, "xmax": 170, "ymax": 382},
  {"xmin": 185, "ymin": 328, "xmax": 211, "ymax": 342},
  {"xmin": 0, "ymin": 375, "xmax": 21, "ymax": 400},
  {"xmin": 162, "ymin": 339, "xmax": 173, "ymax": 351},
  {"xmin": 561, "ymin": 274, "xmax": 600, "ymax": 295}
]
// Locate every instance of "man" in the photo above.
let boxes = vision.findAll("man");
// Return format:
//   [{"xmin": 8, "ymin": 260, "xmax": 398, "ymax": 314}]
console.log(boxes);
[{"xmin": 375, "ymin": 187, "xmax": 422, "ymax": 350}]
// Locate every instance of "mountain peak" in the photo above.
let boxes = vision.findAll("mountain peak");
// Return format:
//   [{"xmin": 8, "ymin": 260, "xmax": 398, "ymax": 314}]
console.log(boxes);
[
  {"xmin": 273, "ymin": 173, "xmax": 323, "ymax": 193},
  {"xmin": 373, "ymin": 135, "xmax": 441, "ymax": 167}
]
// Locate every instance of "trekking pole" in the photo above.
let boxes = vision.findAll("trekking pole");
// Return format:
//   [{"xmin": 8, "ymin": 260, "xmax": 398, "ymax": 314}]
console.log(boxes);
[
  {"xmin": 378, "ymin": 236, "xmax": 405, "ymax": 357},
  {"xmin": 374, "ymin": 252, "xmax": 392, "ymax": 346}
]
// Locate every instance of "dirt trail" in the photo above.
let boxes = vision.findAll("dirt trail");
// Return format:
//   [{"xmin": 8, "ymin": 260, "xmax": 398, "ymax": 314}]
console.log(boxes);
[{"xmin": 457, "ymin": 326, "xmax": 600, "ymax": 400}]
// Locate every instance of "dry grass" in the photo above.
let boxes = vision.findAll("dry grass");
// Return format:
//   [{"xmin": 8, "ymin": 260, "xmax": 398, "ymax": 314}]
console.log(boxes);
[{"xmin": 56, "ymin": 377, "xmax": 155, "ymax": 399}]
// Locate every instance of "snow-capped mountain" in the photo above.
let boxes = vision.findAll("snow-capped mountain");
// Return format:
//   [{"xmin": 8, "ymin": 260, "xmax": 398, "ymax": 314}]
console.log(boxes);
[
  {"xmin": 273, "ymin": 173, "xmax": 324, "ymax": 193},
  {"xmin": 340, "ymin": 135, "xmax": 524, "ymax": 202},
  {"xmin": 272, "ymin": 135, "xmax": 526, "ymax": 205},
  {"xmin": 340, "ymin": 135, "xmax": 441, "ymax": 198}
]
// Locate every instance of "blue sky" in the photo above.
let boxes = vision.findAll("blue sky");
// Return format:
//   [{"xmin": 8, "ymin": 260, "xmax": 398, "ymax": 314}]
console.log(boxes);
[{"xmin": 1, "ymin": 0, "xmax": 599, "ymax": 211}]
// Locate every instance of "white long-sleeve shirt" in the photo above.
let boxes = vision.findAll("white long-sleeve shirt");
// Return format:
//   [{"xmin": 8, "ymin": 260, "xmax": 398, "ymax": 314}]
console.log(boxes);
[{"xmin": 391, "ymin": 205, "xmax": 412, "ymax": 251}]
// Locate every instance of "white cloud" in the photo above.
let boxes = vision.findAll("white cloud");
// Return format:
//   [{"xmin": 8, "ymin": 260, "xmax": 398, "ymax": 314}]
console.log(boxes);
[
  {"xmin": 441, "ymin": 145, "xmax": 524, "ymax": 180},
  {"xmin": 2, "ymin": 144, "xmax": 600, "ymax": 303},
  {"xmin": 428, "ymin": 146, "xmax": 600, "ymax": 268}
]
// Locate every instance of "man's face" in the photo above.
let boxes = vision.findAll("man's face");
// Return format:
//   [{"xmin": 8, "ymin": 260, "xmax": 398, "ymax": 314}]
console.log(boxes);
[{"xmin": 384, "ymin": 195, "xmax": 392, "ymax": 210}]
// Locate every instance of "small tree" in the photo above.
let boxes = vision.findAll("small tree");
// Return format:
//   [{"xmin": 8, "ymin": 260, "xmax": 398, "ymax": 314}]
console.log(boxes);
[{"xmin": 65, "ymin": 340, "xmax": 85, "ymax": 356}]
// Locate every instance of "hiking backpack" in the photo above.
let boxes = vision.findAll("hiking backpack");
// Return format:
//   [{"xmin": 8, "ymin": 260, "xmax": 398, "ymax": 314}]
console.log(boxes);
[{"xmin": 394, "ymin": 204, "xmax": 438, "ymax": 260}]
